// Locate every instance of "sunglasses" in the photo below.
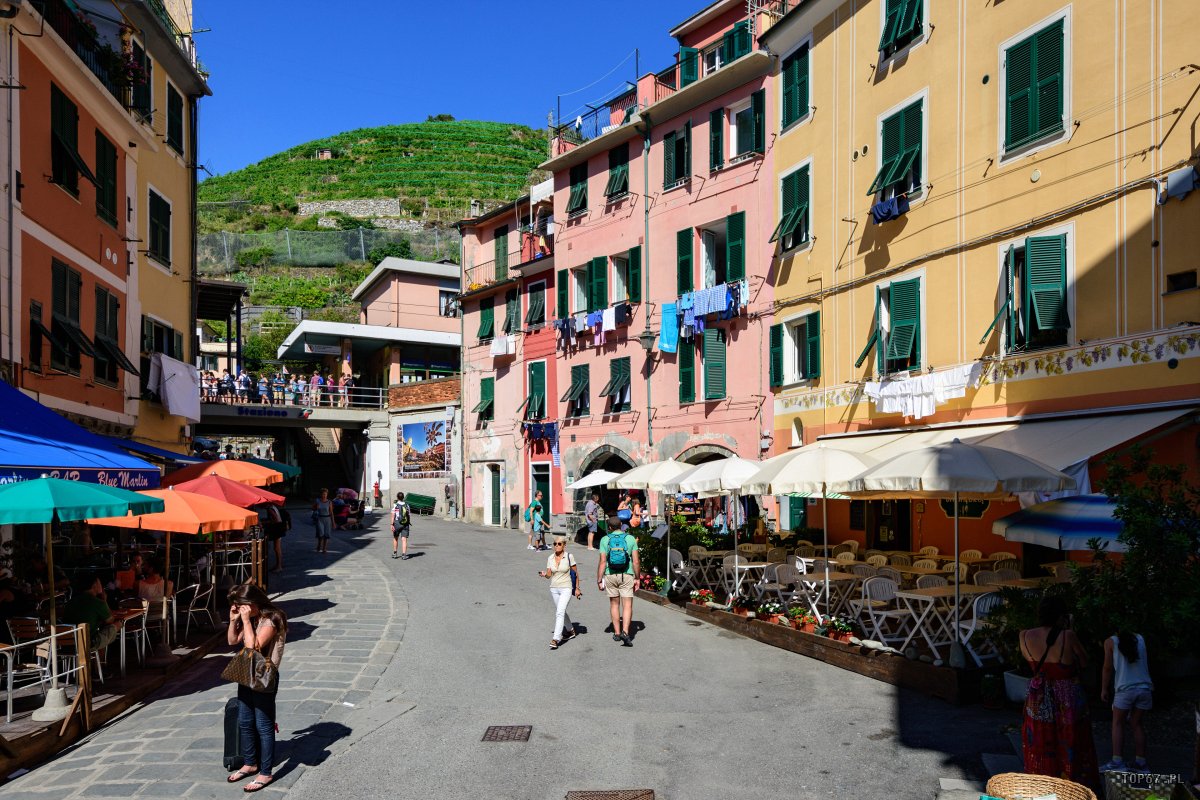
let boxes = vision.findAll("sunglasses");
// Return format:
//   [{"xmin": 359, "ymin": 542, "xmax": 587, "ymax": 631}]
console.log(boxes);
[{"xmin": 553, "ymin": 543, "xmax": 564, "ymax": 547}]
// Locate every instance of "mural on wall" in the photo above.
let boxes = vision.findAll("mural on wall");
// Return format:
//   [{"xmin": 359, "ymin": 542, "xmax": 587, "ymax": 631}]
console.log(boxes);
[{"xmin": 399, "ymin": 420, "xmax": 448, "ymax": 478}]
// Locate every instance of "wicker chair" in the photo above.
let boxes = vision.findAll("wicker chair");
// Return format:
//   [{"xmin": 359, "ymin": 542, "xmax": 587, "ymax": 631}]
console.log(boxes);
[
  {"xmin": 912, "ymin": 559, "xmax": 939, "ymax": 570},
  {"xmin": 985, "ymin": 773, "xmax": 1096, "ymax": 800}
]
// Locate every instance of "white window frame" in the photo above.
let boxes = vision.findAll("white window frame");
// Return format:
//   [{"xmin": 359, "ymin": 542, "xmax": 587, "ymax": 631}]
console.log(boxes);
[
  {"xmin": 874, "ymin": 88, "xmax": 929, "ymax": 204},
  {"xmin": 778, "ymin": 33, "xmax": 814, "ymax": 138},
  {"xmin": 872, "ymin": 269, "xmax": 927, "ymax": 376},
  {"xmin": 729, "ymin": 98, "xmax": 754, "ymax": 160},
  {"xmin": 779, "ymin": 309, "xmax": 816, "ymax": 386},
  {"xmin": 702, "ymin": 46, "xmax": 723, "ymax": 77},
  {"xmin": 790, "ymin": 418, "xmax": 804, "ymax": 448},
  {"xmin": 611, "ymin": 256, "xmax": 628, "ymax": 302},
  {"xmin": 997, "ymin": 6, "xmax": 1073, "ymax": 165},
  {"xmin": 572, "ymin": 268, "xmax": 587, "ymax": 314},
  {"xmin": 878, "ymin": 0, "xmax": 929, "ymax": 64},
  {"xmin": 779, "ymin": 157, "xmax": 814, "ymax": 254},
  {"xmin": 700, "ymin": 229, "xmax": 720, "ymax": 288},
  {"xmin": 993, "ymin": 221, "xmax": 1075, "ymax": 356}
]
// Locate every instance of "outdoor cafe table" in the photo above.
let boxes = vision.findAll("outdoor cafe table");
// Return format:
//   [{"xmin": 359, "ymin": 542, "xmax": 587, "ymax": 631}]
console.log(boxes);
[
  {"xmin": 731, "ymin": 561, "xmax": 770, "ymax": 598},
  {"xmin": 894, "ymin": 585, "xmax": 996, "ymax": 660},
  {"xmin": 994, "ymin": 577, "xmax": 1048, "ymax": 589},
  {"xmin": 112, "ymin": 607, "xmax": 146, "ymax": 677},
  {"xmin": 889, "ymin": 564, "xmax": 947, "ymax": 586},
  {"xmin": 807, "ymin": 570, "xmax": 860, "ymax": 619}
]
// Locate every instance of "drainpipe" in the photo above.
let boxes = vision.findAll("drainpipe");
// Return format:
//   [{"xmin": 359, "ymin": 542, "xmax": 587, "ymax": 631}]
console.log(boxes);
[
  {"xmin": 4, "ymin": 22, "xmax": 13, "ymax": 372},
  {"xmin": 641, "ymin": 114, "xmax": 653, "ymax": 451},
  {"xmin": 188, "ymin": 95, "xmax": 198, "ymax": 371},
  {"xmin": 458, "ymin": 228, "xmax": 465, "ymax": 519}
]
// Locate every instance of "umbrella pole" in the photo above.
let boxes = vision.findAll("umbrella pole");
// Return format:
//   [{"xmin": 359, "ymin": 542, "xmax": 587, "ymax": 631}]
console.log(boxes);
[
  {"xmin": 45, "ymin": 522, "xmax": 58, "ymax": 689},
  {"xmin": 32, "ymin": 519, "xmax": 71, "ymax": 723},
  {"xmin": 948, "ymin": 490, "xmax": 967, "ymax": 669},
  {"xmin": 822, "ymin": 495, "xmax": 830, "ymax": 623}
]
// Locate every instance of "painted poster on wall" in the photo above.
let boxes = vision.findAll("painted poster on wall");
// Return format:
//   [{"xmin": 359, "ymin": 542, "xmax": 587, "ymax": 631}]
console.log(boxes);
[{"xmin": 399, "ymin": 420, "xmax": 448, "ymax": 478}]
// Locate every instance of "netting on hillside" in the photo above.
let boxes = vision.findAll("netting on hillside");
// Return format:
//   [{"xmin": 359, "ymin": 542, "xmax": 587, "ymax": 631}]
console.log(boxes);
[{"xmin": 197, "ymin": 228, "xmax": 456, "ymax": 274}]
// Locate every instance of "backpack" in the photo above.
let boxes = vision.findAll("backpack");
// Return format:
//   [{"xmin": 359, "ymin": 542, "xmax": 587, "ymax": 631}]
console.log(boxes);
[
  {"xmin": 606, "ymin": 533, "xmax": 631, "ymax": 573},
  {"xmin": 523, "ymin": 506, "xmax": 531, "ymax": 522},
  {"xmin": 393, "ymin": 502, "xmax": 410, "ymax": 530}
]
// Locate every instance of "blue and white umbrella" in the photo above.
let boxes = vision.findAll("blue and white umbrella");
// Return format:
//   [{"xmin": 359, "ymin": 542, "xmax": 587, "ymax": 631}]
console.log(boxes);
[{"xmin": 992, "ymin": 493, "xmax": 1125, "ymax": 552}]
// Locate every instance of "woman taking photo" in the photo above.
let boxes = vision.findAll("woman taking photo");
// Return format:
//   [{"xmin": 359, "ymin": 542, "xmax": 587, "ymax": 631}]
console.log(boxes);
[
  {"xmin": 225, "ymin": 584, "xmax": 287, "ymax": 793},
  {"xmin": 538, "ymin": 536, "xmax": 580, "ymax": 649}
]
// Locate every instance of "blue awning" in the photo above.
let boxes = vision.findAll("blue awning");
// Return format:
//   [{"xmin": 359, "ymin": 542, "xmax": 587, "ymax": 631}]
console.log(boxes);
[
  {"xmin": 0, "ymin": 380, "xmax": 160, "ymax": 489},
  {"xmin": 98, "ymin": 434, "xmax": 203, "ymax": 465}
]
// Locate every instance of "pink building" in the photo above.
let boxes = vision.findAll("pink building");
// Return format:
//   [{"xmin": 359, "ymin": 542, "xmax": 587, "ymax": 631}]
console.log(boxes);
[{"xmin": 459, "ymin": 0, "xmax": 777, "ymax": 528}]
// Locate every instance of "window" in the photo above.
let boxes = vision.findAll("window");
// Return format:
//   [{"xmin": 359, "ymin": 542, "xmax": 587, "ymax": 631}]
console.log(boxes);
[
  {"xmin": 93, "ymin": 287, "xmax": 139, "ymax": 385},
  {"xmin": 131, "ymin": 41, "xmax": 152, "ymax": 121},
  {"xmin": 678, "ymin": 339, "xmax": 695, "ymax": 404},
  {"xmin": 29, "ymin": 301, "xmax": 51, "ymax": 373},
  {"xmin": 702, "ymin": 327, "xmax": 726, "ymax": 400},
  {"xmin": 770, "ymin": 312, "xmax": 820, "ymax": 386},
  {"xmin": 730, "ymin": 90, "xmax": 765, "ymax": 160},
  {"xmin": 612, "ymin": 256, "xmax": 627, "ymax": 302},
  {"xmin": 572, "ymin": 267, "xmax": 588, "ymax": 313},
  {"xmin": 147, "ymin": 189, "xmax": 172, "ymax": 266},
  {"xmin": 868, "ymin": 100, "xmax": 922, "ymax": 197},
  {"xmin": 771, "ymin": 164, "xmax": 810, "ymax": 250},
  {"xmin": 697, "ymin": 212, "xmax": 744, "ymax": 288},
  {"xmin": 587, "ymin": 256, "xmax": 608, "ymax": 312},
  {"xmin": 722, "ymin": 20, "xmax": 751, "ymax": 63},
  {"xmin": 663, "ymin": 122, "xmax": 691, "ymax": 189},
  {"xmin": 525, "ymin": 283, "xmax": 546, "ymax": 327},
  {"xmin": 726, "ymin": 212, "xmax": 745, "ymax": 282},
  {"xmin": 605, "ymin": 145, "xmax": 629, "ymax": 198},
  {"xmin": 473, "ymin": 377, "xmax": 495, "ymax": 422},
  {"xmin": 398, "ymin": 344, "xmax": 460, "ymax": 382},
  {"xmin": 50, "ymin": 84, "xmax": 95, "ymax": 195},
  {"xmin": 703, "ymin": 45, "xmax": 723, "ymax": 77},
  {"xmin": 50, "ymin": 260, "xmax": 92, "ymax": 374},
  {"xmin": 518, "ymin": 361, "xmax": 545, "ymax": 421},
  {"xmin": 166, "ymin": 83, "xmax": 183, "ymax": 153},
  {"xmin": 879, "ymin": 0, "xmax": 923, "ymax": 57},
  {"xmin": 439, "ymin": 290, "xmax": 458, "ymax": 317},
  {"xmin": 855, "ymin": 277, "xmax": 922, "ymax": 374},
  {"xmin": 677, "ymin": 228, "xmax": 693, "ymax": 293},
  {"xmin": 502, "ymin": 289, "xmax": 519, "ymax": 334},
  {"xmin": 94, "ymin": 131, "xmax": 117, "ymax": 225},
  {"xmin": 494, "ymin": 225, "xmax": 509, "ymax": 281},
  {"xmin": 567, "ymin": 164, "xmax": 588, "ymax": 216},
  {"xmin": 980, "ymin": 234, "xmax": 1069, "ymax": 353},
  {"xmin": 679, "ymin": 46, "xmax": 699, "ymax": 88},
  {"xmin": 709, "ymin": 108, "xmax": 724, "ymax": 171},
  {"xmin": 556, "ymin": 268, "xmax": 570, "ymax": 316},
  {"xmin": 140, "ymin": 315, "xmax": 183, "ymax": 397},
  {"xmin": 781, "ymin": 44, "xmax": 810, "ymax": 129},
  {"xmin": 626, "ymin": 246, "xmax": 642, "ymax": 303},
  {"xmin": 561, "ymin": 364, "xmax": 590, "ymax": 417},
  {"xmin": 600, "ymin": 357, "xmax": 631, "ymax": 413},
  {"xmin": 477, "ymin": 298, "xmax": 494, "ymax": 340},
  {"xmin": 1003, "ymin": 18, "xmax": 1065, "ymax": 153}
]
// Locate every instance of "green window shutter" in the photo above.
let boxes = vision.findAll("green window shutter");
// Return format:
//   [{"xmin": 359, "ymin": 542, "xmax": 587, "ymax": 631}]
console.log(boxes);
[
  {"xmin": 663, "ymin": 130, "xmax": 676, "ymax": 187},
  {"xmin": 803, "ymin": 311, "xmax": 821, "ymax": 379},
  {"xmin": 683, "ymin": 121, "xmax": 692, "ymax": 178},
  {"xmin": 627, "ymin": 246, "xmax": 642, "ymax": 303},
  {"xmin": 503, "ymin": 289, "xmax": 518, "ymax": 333},
  {"xmin": 868, "ymin": 102, "xmax": 920, "ymax": 196},
  {"xmin": 788, "ymin": 496, "xmax": 806, "ymax": 530},
  {"xmin": 855, "ymin": 288, "xmax": 881, "ymax": 368},
  {"xmin": 131, "ymin": 42, "xmax": 151, "ymax": 117},
  {"xmin": 568, "ymin": 164, "xmax": 588, "ymax": 213},
  {"xmin": 771, "ymin": 166, "xmax": 809, "ymax": 246},
  {"xmin": 869, "ymin": 112, "xmax": 903, "ymax": 195},
  {"xmin": 173, "ymin": 330, "xmax": 184, "ymax": 360},
  {"xmin": 1024, "ymin": 235, "xmax": 1069, "ymax": 331},
  {"xmin": 725, "ymin": 211, "xmax": 745, "ymax": 281},
  {"xmin": 1005, "ymin": 21, "xmax": 1064, "ymax": 151},
  {"xmin": 782, "ymin": 45, "xmax": 809, "ymax": 128},
  {"xmin": 94, "ymin": 286, "xmax": 108, "ymax": 340},
  {"xmin": 589, "ymin": 256, "xmax": 607, "ymax": 312},
  {"xmin": 709, "ymin": 108, "xmax": 724, "ymax": 170},
  {"xmin": 771, "ymin": 170, "xmax": 800, "ymax": 242},
  {"xmin": 885, "ymin": 278, "xmax": 921, "ymax": 369},
  {"xmin": 557, "ymin": 269, "xmax": 569, "ymax": 317},
  {"xmin": 605, "ymin": 146, "xmax": 629, "ymax": 197},
  {"xmin": 680, "ymin": 47, "xmax": 699, "ymax": 88},
  {"xmin": 899, "ymin": 0, "xmax": 923, "ymax": 45},
  {"xmin": 678, "ymin": 340, "xmax": 695, "ymax": 404},
  {"xmin": 751, "ymin": 89, "xmax": 765, "ymax": 154},
  {"xmin": 879, "ymin": 0, "xmax": 902, "ymax": 51},
  {"xmin": 95, "ymin": 131, "xmax": 117, "ymax": 224},
  {"xmin": 901, "ymin": 101, "xmax": 922, "ymax": 187},
  {"xmin": 166, "ymin": 85, "xmax": 183, "ymax": 153},
  {"xmin": 476, "ymin": 377, "xmax": 495, "ymax": 420},
  {"xmin": 1033, "ymin": 21, "xmax": 1065, "ymax": 143},
  {"xmin": 768, "ymin": 323, "xmax": 783, "ymax": 387},
  {"xmin": 525, "ymin": 285, "xmax": 545, "ymax": 325},
  {"xmin": 494, "ymin": 226, "xmax": 508, "ymax": 281},
  {"xmin": 141, "ymin": 314, "xmax": 154, "ymax": 352},
  {"xmin": 676, "ymin": 228, "xmax": 693, "ymax": 294},
  {"xmin": 724, "ymin": 20, "xmax": 750, "ymax": 62},
  {"xmin": 148, "ymin": 191, "xmax": 172, "ymax": 264},
  {"xmin": 1005, "ymin": 38, "xmax": 1034, "ymax": 149},
  {"xmin": 478, "ymin": 299, "xmax": 494, "ymax": 338},
  {"xmin": 980, "ymin": 245, "xmax": 1016, "ymax": 346},
  {"xmin": 527, "ymin": 361, "xmax": 546, "ymax": 420},
  {"xmin": 703, "ymin": 328, "xmax": 726, "ymax": 400}
]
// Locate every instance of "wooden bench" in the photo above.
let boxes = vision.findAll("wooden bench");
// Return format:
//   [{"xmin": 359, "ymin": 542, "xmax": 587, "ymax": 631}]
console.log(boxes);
[{"xmin": 406, "ymin": 493, "xmax": 436, "ymax": 515}]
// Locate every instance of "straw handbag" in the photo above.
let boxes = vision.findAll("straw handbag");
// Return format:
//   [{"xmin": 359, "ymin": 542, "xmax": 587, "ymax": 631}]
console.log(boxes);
[{"xmin": 985, "ymin": 773, "xmax": 1097, "ymax": 800}]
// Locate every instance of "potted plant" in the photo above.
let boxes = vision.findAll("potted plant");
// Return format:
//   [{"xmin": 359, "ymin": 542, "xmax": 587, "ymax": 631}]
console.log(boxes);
[
  {"xmin": 689, "ymin": 589, "xmax": 715, "ymax": 606},
  {"xmin": 787, "ymin": 607, "xmax": 818, "ymax": 633},
  {"xmin": 731, "ymin": 597, "xmax": 755, "ymax": 618},
  {"xmin": 756, "ymin": 600, "xmax": 785, "ymax": 625},
  {"xmin": 817, "ymin": 615, "xmax": 857, "ymax": 642}
]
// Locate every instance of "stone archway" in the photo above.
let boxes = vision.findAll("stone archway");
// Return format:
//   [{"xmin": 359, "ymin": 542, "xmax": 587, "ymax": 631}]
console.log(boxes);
[
  {"xmin": 675, "ymin": 443, "xmax": 737, "ymax": 465},
  {"xmin": 572, "ymin": 444, "xmax": 637, "ymax": 534}
]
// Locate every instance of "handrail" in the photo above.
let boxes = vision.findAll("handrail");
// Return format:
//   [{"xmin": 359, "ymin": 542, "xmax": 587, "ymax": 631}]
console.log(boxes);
[{"xmin": 199, "ymin": 383, "xmax": 388, "ymax": 410}]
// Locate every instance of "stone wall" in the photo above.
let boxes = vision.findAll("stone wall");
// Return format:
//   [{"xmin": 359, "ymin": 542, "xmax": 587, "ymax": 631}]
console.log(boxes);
[
  {"xmin": 299, "ymin": 199, "xmax": 402, "ymax": 218},
  {"xmin": 388, "ymin": 377, "xmax": 460, "ymax": 410}
]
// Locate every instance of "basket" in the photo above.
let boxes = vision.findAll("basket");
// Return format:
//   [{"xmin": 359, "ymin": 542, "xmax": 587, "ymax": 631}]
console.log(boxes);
[{"xmin": 986, "ymin": 772, "xmax": 1098, "ymax": 800}]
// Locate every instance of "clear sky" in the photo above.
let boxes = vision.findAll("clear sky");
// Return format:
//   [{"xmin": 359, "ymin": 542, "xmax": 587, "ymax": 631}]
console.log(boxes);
[{"xmin": 195, "ymin": 0, "xmax": 701, "ymax": 177}]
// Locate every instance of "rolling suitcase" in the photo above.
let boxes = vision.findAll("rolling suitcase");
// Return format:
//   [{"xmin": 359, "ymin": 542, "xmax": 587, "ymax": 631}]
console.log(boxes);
[{"xmin": 223, "ymin": 697, "xmax": 243, "ymax": 771}]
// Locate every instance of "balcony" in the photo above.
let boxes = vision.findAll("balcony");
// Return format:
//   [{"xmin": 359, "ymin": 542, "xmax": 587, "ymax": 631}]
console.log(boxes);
[
  {"xmin": 142, "ymin": 0, "xmax": 201, "ymax": 70},
  {"xmin": 40, "ymin": 0, "xmax": 128, "ymax": 104},
  {"xmin": 551, "ymin": 88, "xmax": 638, "ymax": 156},
  {"xmin": 464, "ymin": 231, "xmax": 555, "ymax": 294}
]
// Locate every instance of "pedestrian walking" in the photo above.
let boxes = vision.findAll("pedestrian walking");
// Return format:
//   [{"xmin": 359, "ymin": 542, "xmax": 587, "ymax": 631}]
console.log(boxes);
[
  {"xmin": 236, "ymin": 369, "xmax": 252, "ymax": 403},
  {"xmin": 525, "ymin": 491, "xmax": 545, "ymax": 550},
  {"xmin": 391, "ymin": 491, "xmax": 411, "ymax": 559},
  {"xmin": 629, "ymin": 495, "xmax": 643, "ymax": 530},
  {"xmin": 224, "ymin": 583, "xmax": 287, "ymax": 793},
  {"xmin": 1100, "ymin": 630, "xmax": 1153, "ymax": 773},
  {"xmin": 584, "ymin": 492, "xmax": 600, "ymax": 550},
  {"xmin": 260, "ymin": 503, "xmax": 286, "ymax": 574},
  {"xmin": 596, "ymin": 519, "xmax": 639, "ymax": 647},
  {"xmin": 539, "ymin": 536, "xmax": 581, "ymax": 649},
  {"xmin": 617, "ymin": 494, "xmax": 632, "ymax": 530},
  {"xmin": 312, "ymin": 489, "xmax": 332, "ymax": 554}
]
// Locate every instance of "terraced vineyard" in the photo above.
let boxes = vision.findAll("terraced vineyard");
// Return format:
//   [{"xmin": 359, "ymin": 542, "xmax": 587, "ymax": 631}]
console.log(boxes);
[{"xmin": 198, "ymin": 119, "xmax": 549, "ymax": 212}]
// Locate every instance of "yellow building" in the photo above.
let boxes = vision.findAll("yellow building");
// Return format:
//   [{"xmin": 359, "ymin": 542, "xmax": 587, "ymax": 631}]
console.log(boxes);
[
  {"xmin": 758, "ymin": 1, "xmax": 1200, "ymax": 553},
  {"xmin": 120, "ymin": 0, "xmax": 211, "ymax": 451}
]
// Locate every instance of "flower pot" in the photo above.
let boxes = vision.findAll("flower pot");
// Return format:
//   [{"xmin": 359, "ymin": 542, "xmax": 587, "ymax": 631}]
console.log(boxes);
[
  {"xmin": 1003, "ymin": 670, "xmax": 1031, "ymax": 704},
  {"xmin": 801, "ymin": 622, "xmax": 817, "ymax": 634},
  {"xmin": 760, "ymin": 614, "xmax": 781, "ymax": 625},
  {"xmin": 829, "ymin": 631, "xmax": 853, "ymax": 643}
]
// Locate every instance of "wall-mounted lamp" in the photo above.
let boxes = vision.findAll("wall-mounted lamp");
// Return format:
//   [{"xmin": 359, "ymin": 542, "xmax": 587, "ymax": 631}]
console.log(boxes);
[{"xmin": 637, "ymin": 329, "xmax": 656, "ymax": 352}]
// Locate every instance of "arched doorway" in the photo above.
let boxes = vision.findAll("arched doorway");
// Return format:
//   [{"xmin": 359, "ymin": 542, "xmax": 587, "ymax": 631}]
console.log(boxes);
[
  {"xmin": 575, "ymin": 445, "xmax": 637, "ymax": 517},
  {"xmin": 676, "ymin": 444, "xmax": 736, "ymax": 465}
]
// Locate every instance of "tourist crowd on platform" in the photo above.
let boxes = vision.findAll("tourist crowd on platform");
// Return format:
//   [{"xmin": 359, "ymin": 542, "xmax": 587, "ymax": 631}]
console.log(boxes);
[{"xmin": 198, "ymin": 369, "xmax": 357, "ymax": 407}]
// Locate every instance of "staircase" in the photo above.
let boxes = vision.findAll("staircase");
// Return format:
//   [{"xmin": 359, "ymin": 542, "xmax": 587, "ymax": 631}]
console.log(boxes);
[{"xmin": 296, "ymin": 428, "xmax": 351, "ymax": 497}]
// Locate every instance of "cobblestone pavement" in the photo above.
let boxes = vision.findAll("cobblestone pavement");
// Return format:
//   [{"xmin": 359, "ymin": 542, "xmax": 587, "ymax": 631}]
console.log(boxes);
[{"xmin": 3, "ymin": 507, "xmax": 407, "ymax": 799}]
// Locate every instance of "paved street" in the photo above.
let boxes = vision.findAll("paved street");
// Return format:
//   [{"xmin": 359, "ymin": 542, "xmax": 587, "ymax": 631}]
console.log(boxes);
[{"xmin": 7, "ymin": 510, "xmax": 1020, "ymax": 799}]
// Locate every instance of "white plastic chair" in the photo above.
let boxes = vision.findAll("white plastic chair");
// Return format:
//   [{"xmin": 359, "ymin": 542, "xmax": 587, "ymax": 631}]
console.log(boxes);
[
  {"xmin": 876, "ymin": 566, "xmax": 903, "ymax": 585},
  {"xmin": 766, "ymin": 547, "xmax": 788, "ymax": 563},
  {"xmin": 960, "ymin": 549, "xmax": 983, "ymax": 560},
  {"xmin": 913, "ymin": 558, "xmax": 939, "ymax": 570},
  {"xmin": 853, "ymin": 577, "xmax": 911, "ymax": 644},
  {"xmin": 994, "ymin": 558, "xmax": 1021, "ymax": 573},
  {"xmin": 919, "ymin": 546, "xmax": 939, "ymax": 556},
  {"xmin": 990, "ymin": 551, "xmax": 1017, "ymax": 561},
  {"xmin": 759, "ymin": 564, "xmax": 808, "ymax": 607},
  {"xmin": 866, "ymin": 554, "xmax": 888, "ymax": 567},
  {"xmin": 993, "ymin": 568, "xmax": 1021, "ymax": 583},
  {"xmin": 958, "ymin": 592, "xmax": 1004, "ymax": 666},
  {"xmin": 835, "ymin": 551, "xmax": 857, "ymax": 564},
  {"xmin": 890, "ymin": 554, "xmax": 912, "ymax": 567},
  {"xmin": 942, "ymin": 561, "xmax": 968, "ymax": 583},
  {"xmin": 850, "ymin": 563, "xmax": 876, "ymax": 579},
  {"xmin": 668, "ymin": 549, "xmax": 701, "ymax": 593},
  {"xmin": 916, "ymin": 574, "xmax": 948, "ymax": 589}
]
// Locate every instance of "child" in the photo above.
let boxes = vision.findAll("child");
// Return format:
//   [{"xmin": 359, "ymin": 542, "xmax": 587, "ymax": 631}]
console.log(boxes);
[
  {"xmin": 1100, "ymin": 630, "xmax": 1153, "ymax": 773},
  {"xmin": 532, "ymin": 503, "xmax": 547, "ymax": 551}
]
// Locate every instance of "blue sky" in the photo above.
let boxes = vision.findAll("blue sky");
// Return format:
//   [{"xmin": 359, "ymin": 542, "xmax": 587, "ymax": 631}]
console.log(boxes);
[{"xmin": 195, "ymin": 0, "xmax": 700, "ymax": 177}]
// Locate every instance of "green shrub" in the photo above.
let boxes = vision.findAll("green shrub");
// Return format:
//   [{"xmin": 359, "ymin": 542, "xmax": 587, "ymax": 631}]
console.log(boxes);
[
  {"xmin": 235, "ymin": 246, "xmax": 275, "ymax": 269},
  {"xmin": 367, "ymin": 239, "xmax": 413, "ymax": 264}
]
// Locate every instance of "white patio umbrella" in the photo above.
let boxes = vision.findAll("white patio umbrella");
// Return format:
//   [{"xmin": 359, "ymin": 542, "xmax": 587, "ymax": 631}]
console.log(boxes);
[
  {"xmin": 564, "ymin": 470, "xmax": 621, "ymax": 491},
  {"xmin": 740, "ymin": 444, "xmax": 878, "ymax": 620},
  {"xmin": 661, "ymin": 457, "xmax": 762, "ymax": 603},
  {"xmin": 832, "ymin": 438, "xmax": 1075, "ymax": 664},
  {"xmin": 611, "ymin": 458, "xmax": 690, "ymax": 491}
]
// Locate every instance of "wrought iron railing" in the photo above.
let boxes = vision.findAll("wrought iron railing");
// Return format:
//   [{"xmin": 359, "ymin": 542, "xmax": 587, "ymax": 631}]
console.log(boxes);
[
  {"xmin": 551, "ymin": 87, "xmax": 638, "ymax": 152},
  {"xmin": 39, "ymin": 0, "xmax": 127, "ymax": 104}
]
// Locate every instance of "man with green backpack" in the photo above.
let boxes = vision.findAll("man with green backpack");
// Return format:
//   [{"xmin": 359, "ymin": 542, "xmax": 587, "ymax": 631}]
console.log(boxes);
[{"xmin": 596, "ymin": 517, "xmax": 640, "ymax": 647}]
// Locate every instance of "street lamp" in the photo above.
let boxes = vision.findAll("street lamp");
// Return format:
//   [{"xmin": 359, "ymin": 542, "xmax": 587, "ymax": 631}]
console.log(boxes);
[{"xmin": 637, "ymin": 327, "xmax": 656, "ymax": 352}]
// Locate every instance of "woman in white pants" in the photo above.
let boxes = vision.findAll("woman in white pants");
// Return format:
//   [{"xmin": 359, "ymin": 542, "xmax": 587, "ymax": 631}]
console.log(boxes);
[{"xmin": 538, "ymin": 536, "xmax": 581, "ymax": 649}]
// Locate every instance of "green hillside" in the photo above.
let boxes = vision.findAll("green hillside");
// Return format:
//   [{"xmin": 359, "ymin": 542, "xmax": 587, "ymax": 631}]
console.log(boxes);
[{"xmin": 198, "ymin": 119, "xmax": 549, "ymax": 212}]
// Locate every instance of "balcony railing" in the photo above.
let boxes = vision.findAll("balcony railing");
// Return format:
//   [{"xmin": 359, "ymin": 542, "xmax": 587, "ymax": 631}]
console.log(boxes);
[
  {"xmin": 41, "ymin": 0, "xmax": 127, "ymax": 104},
  {"xmin": 551, "ymin": 87, "xmax": 638, "ymax": 154},
  {"xmin": 464, "ymin": 228, "xmax": 555, "ymax": 292},
  {"xmin": 143, "ymin": 0, "xmax": 201, "ymax": 71}
]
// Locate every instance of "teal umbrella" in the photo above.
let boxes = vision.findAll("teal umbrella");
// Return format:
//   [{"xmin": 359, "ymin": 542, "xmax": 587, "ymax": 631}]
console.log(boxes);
[
  {"xmin": 0, "ymin": 478, "xmax": 164, "ymax": 712},
  {"xmin": 242, "ymin": 457, "xmax": 301, "ymax": 480}
]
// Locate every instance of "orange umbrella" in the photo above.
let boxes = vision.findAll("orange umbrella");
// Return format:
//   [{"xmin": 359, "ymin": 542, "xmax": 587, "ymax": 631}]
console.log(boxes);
[
  {"xmin": 88, "ymin": 489, "xmax": 258, "ymax": 534},
  {"xmin": 162, "ymin": 460, "xmax": 284, "ymax": 488},
  {"xmin": 169, "ymin": 475, "xmax": 285, "ymax": 509}
]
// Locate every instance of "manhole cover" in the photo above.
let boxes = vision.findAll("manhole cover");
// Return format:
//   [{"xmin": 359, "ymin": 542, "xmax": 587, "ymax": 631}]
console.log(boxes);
[
  {"xmin": 565, "ymin": 792, "xmax": 654, "ymax": 800},
  {"xmin": 482, "ymin": 725, "xmax": 531, "ymax": 742}
]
